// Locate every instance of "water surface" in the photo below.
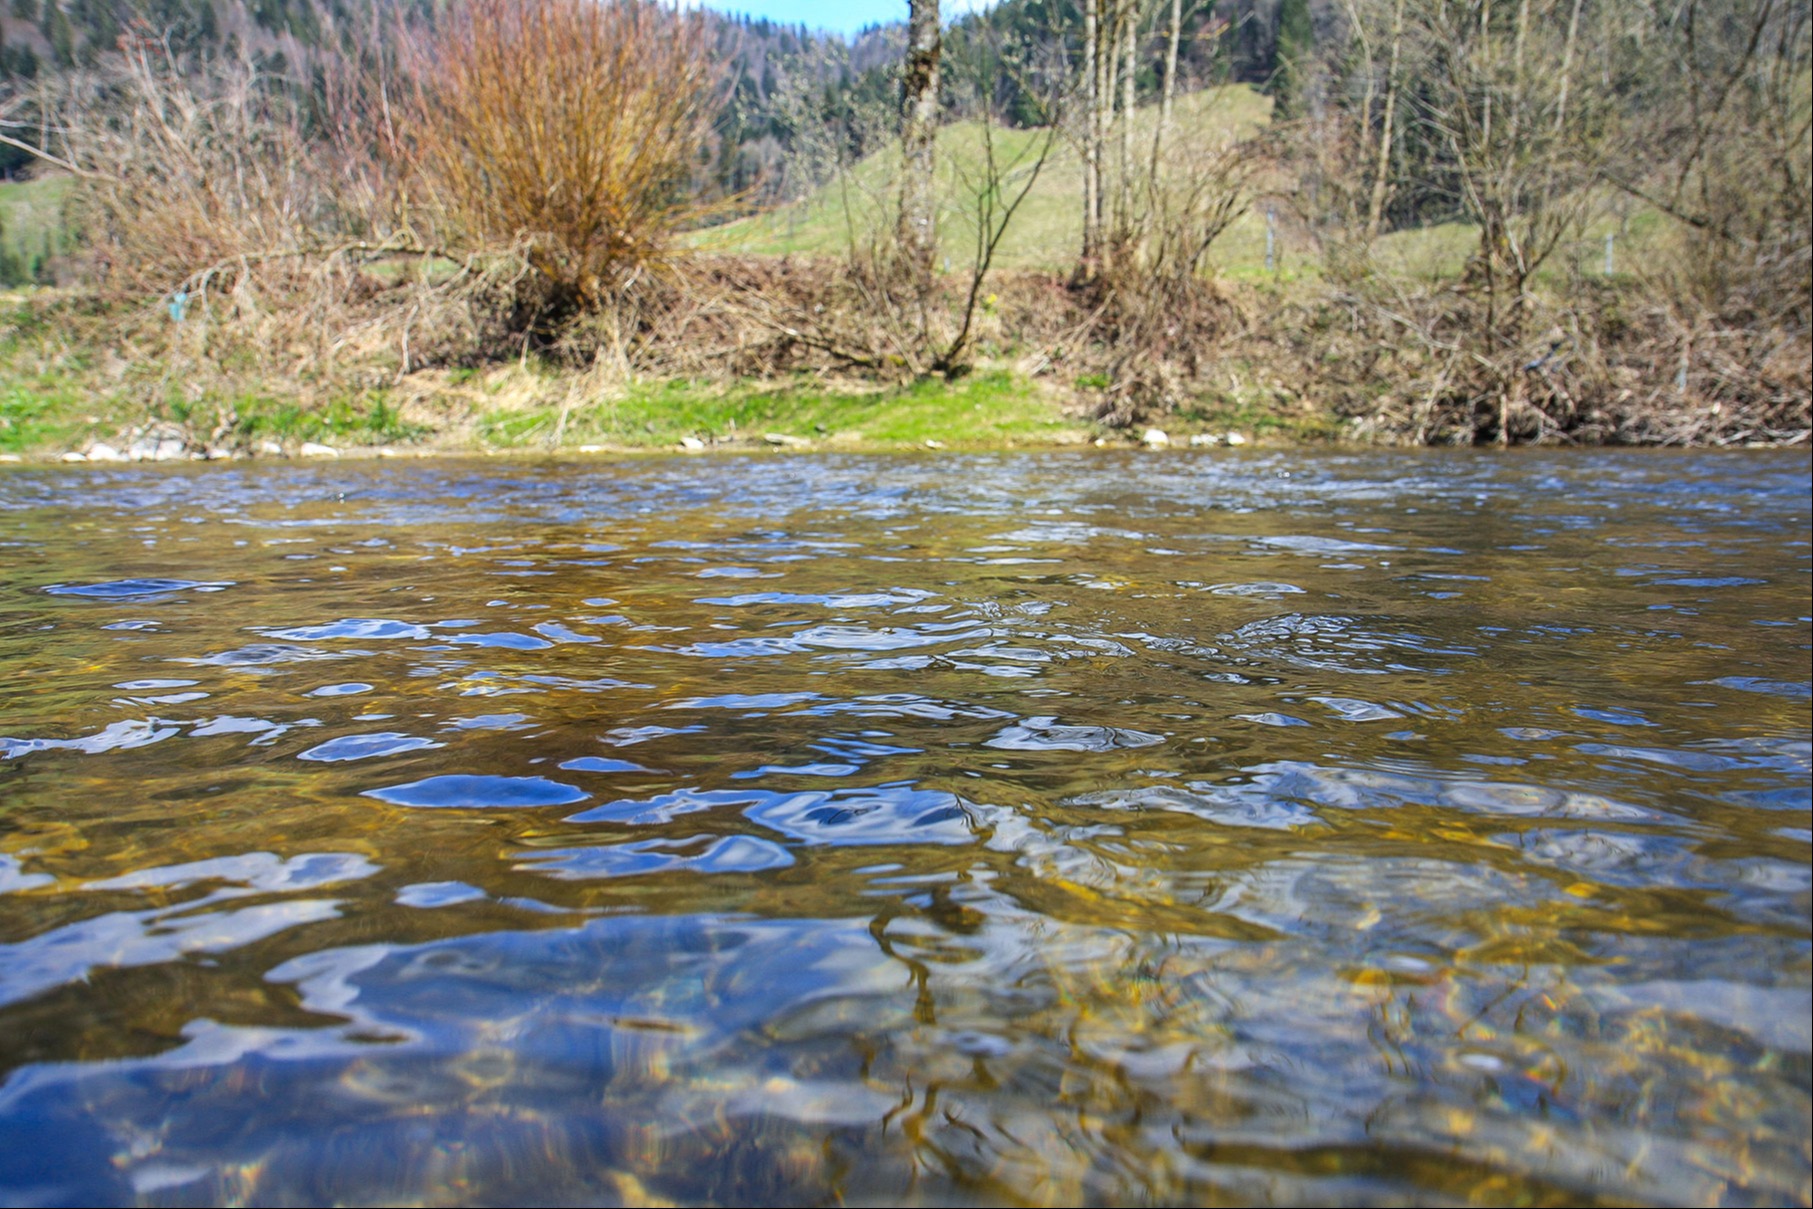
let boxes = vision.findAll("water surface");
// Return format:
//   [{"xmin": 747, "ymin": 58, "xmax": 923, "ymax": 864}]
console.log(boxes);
[{"xmin": 1, "ymin": 450, "xmax": 1808, "ymax": 1205}]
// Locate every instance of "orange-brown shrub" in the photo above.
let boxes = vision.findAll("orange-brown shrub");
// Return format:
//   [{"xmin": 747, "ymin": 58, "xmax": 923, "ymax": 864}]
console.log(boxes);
[{"xmin": 400, "ymin": 0, "xmax": 721, "ymax": 311}]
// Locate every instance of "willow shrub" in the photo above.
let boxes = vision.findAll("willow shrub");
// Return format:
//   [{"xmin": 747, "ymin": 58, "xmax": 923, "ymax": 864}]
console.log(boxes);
[{"xmin": 401, "ymin": 0, "xmax": 721, "ymax": 313}]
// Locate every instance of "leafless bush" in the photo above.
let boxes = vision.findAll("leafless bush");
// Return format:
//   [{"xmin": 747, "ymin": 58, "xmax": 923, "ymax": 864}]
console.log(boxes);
[
  {"xmin": 396, "ymin": 0, "xmax": 722, "ymax": 313},
  {"xmin": 6, "ymin": 39, "xmax": 340, "ymax": 300}
]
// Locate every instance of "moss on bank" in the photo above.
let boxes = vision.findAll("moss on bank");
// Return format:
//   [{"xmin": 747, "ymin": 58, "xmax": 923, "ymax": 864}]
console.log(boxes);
[{"xmin": 469, "ymin": 370, "xmax": 1090, "ymax": 451}]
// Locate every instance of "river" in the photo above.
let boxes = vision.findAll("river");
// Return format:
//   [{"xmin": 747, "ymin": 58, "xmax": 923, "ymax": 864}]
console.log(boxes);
[{"xmin": 1, "ymin": 450, "xmax": 1808, "ymax": 1205}]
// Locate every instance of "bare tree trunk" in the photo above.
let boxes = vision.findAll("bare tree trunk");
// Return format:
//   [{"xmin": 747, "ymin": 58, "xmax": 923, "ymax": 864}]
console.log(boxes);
[
  {"xmin": 1553, "ymin": 0, "xmax": 1584, "ymax": 134},
  {"xmin": 1081, "ymin": 0, "xmax": 1101, "ymax": 275},
  {"xmin": 899, "ymin": 0, "xmax": 941, "ymax": 293},
  {"xmin": 1151, "ymin": 0, "xmax": 1182, "ymax": 186},
  {"xmin": 1365, "ymin": 0, "xmax": 1405, "ymax": 241},
  {"xmin": 1337, "ymin": 0, "xmax": 1376, "ymax": 163},
  {"xmin": 1510, "ymin": 0, "xmax": 1531, "ymax": 146},
  {"xmin": 1097, "ymin": 0, "xmax": 1119, "ymax": 271},
  {"xmin": 1116, "ymin": 0, "xmax": 1137, "ymax": 254}
]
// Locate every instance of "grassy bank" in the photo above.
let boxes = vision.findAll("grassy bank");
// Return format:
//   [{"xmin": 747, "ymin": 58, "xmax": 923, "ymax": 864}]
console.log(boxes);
[
  {"xmin": 1, "ymin": 266, "xmax": 1798, "ymax": 463},
  {"xmin": 0, "ymin": 298, "xmax": 1331, "ymax": 462}
]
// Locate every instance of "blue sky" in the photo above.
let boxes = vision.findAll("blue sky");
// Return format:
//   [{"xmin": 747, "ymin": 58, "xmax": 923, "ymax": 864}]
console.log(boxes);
[{"xmin": 703, "ymin": 1, "xmax": 990, "ymax": 37}]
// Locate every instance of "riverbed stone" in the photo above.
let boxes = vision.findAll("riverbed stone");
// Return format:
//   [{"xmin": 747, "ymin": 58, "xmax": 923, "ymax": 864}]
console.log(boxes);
[
  {"xmin": 256, "ymin": 440, "xmax": 285, "ymax": 457},
  {"xmin": 1226, "ymin": 432, "xmax": 1250, "ymax": 446},
  {"xmin": 59, "ymin": 451, "xmax": 86, "ymax": 463},
  {"xmin": 1142, "ymin": 428, "xmax": 1171, "ymax": 448},
  {"xmin": 679, "ymin": 436, "xmax": 706, "ymax": 451},
  {"xmin": 85, "ymin": 443, "xmax": 125, "ymax": 462},
  {"xmin": 299, "ymin": 442, "xmax": 339, "ymax": 458}
]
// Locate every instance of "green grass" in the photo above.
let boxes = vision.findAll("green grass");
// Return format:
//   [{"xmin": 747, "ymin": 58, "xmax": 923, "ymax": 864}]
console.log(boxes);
[
  {"xmin": 0, "ymin": 292, "xmax": 104, "ymax": 452},
  {"xmin": 0, "ymin": 175, "xmax": 74, "ymax": 284},
  {"xmin": 0, "ymin": 292, "xmax": 430, "ymax": 456},
  {"xmin": 0, "ymin": 379, "xmax": 89, "ymax": 453},
  {"xmin": 232, "ymin": 395, "xmax": 427, "ymax": 446},
  {"xmin": 477, "ymin": 369, "xmax": 1086, "ymax": 450}
]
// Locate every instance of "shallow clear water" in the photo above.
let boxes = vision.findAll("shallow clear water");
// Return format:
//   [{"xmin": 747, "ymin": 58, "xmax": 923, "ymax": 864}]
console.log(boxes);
[{"xmin": 0, "ymin": 450, "xmax": 1808, "ymax": 1206}]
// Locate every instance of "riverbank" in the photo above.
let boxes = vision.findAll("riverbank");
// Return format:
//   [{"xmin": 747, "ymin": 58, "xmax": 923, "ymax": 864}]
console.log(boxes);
[
  {"xmin": 2, "ymin": 273, "xmax": 1805, "ymax": 464},
  {"xmin": 0, "ymin": 359, "xmax": 1319, "ymax": 464},
  {"xmin": 0, "ymin": 285, "xmax": 1333, "ymax": 463}
]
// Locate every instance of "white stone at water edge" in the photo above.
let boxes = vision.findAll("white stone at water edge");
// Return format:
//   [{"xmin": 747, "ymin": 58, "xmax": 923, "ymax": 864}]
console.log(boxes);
[
  {"xmin": 679, "ymin": 436, "xmax": 706, "ymax": 451},
  {"xmin": 1141, "ymin": 428, "xmax": 1171, "ymax": 448},
  {"xmin": 299, "ymin": 442, "xmax": 339, "ymax": 458},
  {"xmin": 129, "ymin": 437, "xmax": 186, "ymax": 462},
  {"xmin": 85, "ymin": 443, "xmax": 125, "ymax": 462}
]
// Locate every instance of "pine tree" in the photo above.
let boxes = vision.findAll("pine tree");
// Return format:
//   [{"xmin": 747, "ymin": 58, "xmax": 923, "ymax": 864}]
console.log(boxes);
[
  {"xmin": 45, "ymin": 1, "xmax": 74, "ymax": 68},
  {"xmin": 1271, "ymin": 0, "xmax": 1313, "ymax": 118}
]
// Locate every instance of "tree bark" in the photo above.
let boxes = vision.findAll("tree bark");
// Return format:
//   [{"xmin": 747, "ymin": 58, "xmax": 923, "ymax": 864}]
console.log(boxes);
[
  {"xmin": 1152, "ymin": 0, "xmax": 1182, "ymax": 184},
  {"xmin": 1080, "ymin": 0, "xmax": 1101, "ymax": 275},
  {"xmin": 1116, "ymin": 0, "xmax": 1137, "ymax": 252},
  {"xmin": 899, "ymin": 0, "xmax": 941, "ymax": 291},
  {"xmin": 1365, "ymin": 0, "xmax": 1405, "ymax": 241},
  {"xmin": 1552, "ymin": 0, "xmax": 1584, "ymax": 134}
]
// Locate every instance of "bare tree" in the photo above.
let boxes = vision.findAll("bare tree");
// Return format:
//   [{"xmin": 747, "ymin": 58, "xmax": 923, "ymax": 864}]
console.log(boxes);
[
  {"xmin": 899, "ymin": 0, "xmax": 942, "ymax": 296},
  {"xmin": 1607, "ymin": 0, "xmax": 1809, "ymax": 326},
  {"xmin": 1080, "ymin": 0, "xmax": 1103, "ymax": 275}
]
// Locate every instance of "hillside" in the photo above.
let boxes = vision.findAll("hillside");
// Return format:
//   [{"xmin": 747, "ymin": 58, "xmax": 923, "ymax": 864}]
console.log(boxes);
[
  {"xmin": 702, "ymin": 84, "xmax": 1651, "ymax": 286},
  {"xmin": 706, "ymin": 87, "xmax": 1276, "ymax": 271}
]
